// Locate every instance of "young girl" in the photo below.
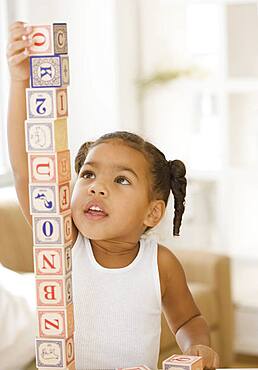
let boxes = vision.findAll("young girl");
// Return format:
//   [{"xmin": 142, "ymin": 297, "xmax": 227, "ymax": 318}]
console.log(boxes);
[{"xmin": 7, "ymin": 21, "xmax": 219, "ymax": 370}]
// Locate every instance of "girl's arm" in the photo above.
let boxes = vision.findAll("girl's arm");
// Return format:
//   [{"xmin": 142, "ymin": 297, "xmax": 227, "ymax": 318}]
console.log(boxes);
[
  {"xmin": 158, "ymin": 245, "xmax": 219, "ymax": 369},
  {"xmin": 7, "ymin": 22, "xmax": 34, "ymax": 225}
]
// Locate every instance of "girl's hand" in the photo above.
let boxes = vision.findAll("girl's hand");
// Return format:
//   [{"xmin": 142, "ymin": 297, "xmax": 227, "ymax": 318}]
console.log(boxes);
[
  {"xmin": 6, "ymin": 21, "xmax": 34, "ymax": 82},
  {"xmin": 185, "ymin": 344, "xmax": 220, "ymax": 370}
]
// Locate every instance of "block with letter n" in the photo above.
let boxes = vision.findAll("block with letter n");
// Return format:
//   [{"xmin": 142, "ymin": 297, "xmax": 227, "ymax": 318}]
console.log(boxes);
[{"xmin": 34, "ymin": 245, "xmax": 72, "ymax": 277}]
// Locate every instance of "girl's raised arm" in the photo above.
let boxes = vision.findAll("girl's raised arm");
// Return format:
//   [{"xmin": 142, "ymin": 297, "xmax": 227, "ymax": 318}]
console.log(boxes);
[{"xmin": 7, "ymin": 21, "xmax": 34, "ymax": 225}]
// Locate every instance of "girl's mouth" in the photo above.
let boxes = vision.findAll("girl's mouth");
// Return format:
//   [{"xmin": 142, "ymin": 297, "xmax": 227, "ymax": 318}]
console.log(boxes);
[{"xmin": 84, "ymin": 204, "xmax": 108, "ymax": 220}]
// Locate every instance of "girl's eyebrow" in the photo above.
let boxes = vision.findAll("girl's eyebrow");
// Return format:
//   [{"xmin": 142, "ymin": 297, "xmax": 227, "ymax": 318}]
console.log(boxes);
[{"xmin": 83, "ymin": 161, "xmax": 139, "ymax": 179}]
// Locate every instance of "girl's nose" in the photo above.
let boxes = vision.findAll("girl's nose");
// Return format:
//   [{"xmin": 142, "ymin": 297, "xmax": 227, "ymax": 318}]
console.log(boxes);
[{"xmin": 88, "ymin": 183, "xmax": 108, "ymax": 197}]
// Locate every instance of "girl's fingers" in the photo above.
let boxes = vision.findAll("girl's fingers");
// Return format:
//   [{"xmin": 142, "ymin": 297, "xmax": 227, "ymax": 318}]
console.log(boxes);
[
  {"xmin": 9, "ymin": 25, "xmax": 32, "ymax": 42},
  {"xmin": 8, "ymin": 50, "xmax": 29, "ymax": 66},
  {"xmin": 9, "ymin": 21, "xmax": 26, "ymax": 32},
  {"xmin": 7, "ymin": 39, "xmax": 33, "ymax": 58}
]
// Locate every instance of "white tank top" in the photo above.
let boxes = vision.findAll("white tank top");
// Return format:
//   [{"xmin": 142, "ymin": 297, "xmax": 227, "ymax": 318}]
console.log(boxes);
[{"xmin": 72, "ymin": 233, "xmax": 162, "ymax": 370}]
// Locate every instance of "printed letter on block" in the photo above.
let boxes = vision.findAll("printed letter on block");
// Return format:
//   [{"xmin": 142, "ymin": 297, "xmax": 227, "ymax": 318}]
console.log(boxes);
[
  {"xmin": 36, "ymin": 336, "xmax": 74, "ymax": 368},
  {"xmin": 34, "ymin": 245, "xmax": 72, "ymax": 277},
  {"xmin": 29, "ymin": 183, "xmax": 70, "ymax": 215},
  {"xmin": 162, "ymin": 355, "xmax": 203, "ymax": 370},
  {"xmin": 26, "ymin": 88, "xmax": 68, "ymax": 120},
  {"xmin": 28, "ymin": 23, "xmax": 68, "ymax": 56},
  {"xmin": 36, "ymin": 274, "xmax": 72, "ymax": 307},
  {"xmin": 37, "ymin": 304, "xmax": 74, "ymax": 339},
  {"xmin": 25, "ymin": 119, "xmax": 68, "ymax": 153},
  {"xmin": 28, "ymin": 150, "xmax": 71, "ymax": 184},
  {"xmin": 33, "ymin": 212, "xmax": 72, "ymax": 246}
]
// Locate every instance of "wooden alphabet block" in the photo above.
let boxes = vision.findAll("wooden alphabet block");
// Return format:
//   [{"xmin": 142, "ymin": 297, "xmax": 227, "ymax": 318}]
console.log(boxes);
[
  {"xmin": 163, "ymin": 355, "xmax": 203, "ymax": 370},
  {"xmin": 36, "ymin": 274, "xmax": 72, "ymax": 307},
  {"xmin": 29, "ymin": 183, "xmax": 70, "ymax": 215},
  {"xmin": 37, "ymin": 303, "xmax": 74, "ymax": 339},
  {"xmin": 26, "ymin": 88, "xmax": 68, "ymax": 120},
  {"xmin": 34, "ymin": 245, "xmax": 72, "ymax": 277},
  {"xmin": 38, "ymin": 362, "xmax": 75, "ymax": 370},
  {"xmin": 35, "ymin": 336, "xmax": 74, "ymax": 368},
  {"xmin": 33, "ymin": 212, "xmax": 72, "ymax": 246},
  {"xmin": 30, "ymin": 55, "xmax": 69, "ymax": 88},
  {"xmin": 25, "ymin": 119, "xmax": 68, "ymax": 153},
  {"xmin": 28, "ymin": 150, "xmax": 71, "ymax": 184},
  {"xmin": 28, "ymin": 23, "xmax": 68, "ymax": 56}
]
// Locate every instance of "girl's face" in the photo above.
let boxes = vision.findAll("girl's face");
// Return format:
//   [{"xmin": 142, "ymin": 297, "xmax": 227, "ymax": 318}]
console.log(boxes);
[{"xmin": 71, "ymin": 141, "xmax": 162, "ymax": 242}]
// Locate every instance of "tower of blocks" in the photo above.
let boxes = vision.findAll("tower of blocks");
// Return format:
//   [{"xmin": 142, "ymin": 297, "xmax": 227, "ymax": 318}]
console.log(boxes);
[{"xmin": 25, "ymin": 23, "xmax": 75, "ymax": 370}]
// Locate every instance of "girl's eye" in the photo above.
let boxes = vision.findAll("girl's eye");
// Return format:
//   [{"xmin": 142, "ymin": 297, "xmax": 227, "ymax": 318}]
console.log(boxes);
[
  {"xmin": 115, "ymin": 176, "xmax": 131, "ymax": 185},
  {"xmin": 80, "ymin": 171, "xmax": 95, "ymax": 179}
]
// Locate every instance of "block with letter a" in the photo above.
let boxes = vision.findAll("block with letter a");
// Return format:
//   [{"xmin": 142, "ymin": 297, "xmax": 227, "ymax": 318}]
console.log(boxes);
[
  {"xmin": 35, "ymin": 336, "xmax": 74, "ymax": 368},
  {"xmin": 26, "ymin": 88, "xmax": 68, "ymax": 120},
  {"xmin": 36, "ymin": 274, "xmax": 72, "ymax": 308},
  {"xmin": 29, "ymin": 183, "xmax": 70, "ymax": 215},
  {"xmin": 30, "ymin": 55, "xmax": 69, "ymax": 88},
  {"xmin": 28, "ymin": 150, "xmax": 71, "ymax": 184},
  {"xmin": 28, "ymin": 23, "xmax": 68, "ymax": 56},
  {"xmin": 33, "ymin": 212, "xmax": 72, "ymax": 246},
  {"xmin": 25, "ymin": 119, "xmax": 68, "ymax": 153},
  {"xmin": 37, "ymin": 303, "xmax": 74, "ymax": 339},
  {"xmin": 34, "ymin": 245, "xmax": 72, "ymax": 277},
  {"xmin": 162, "ymin": 355, "xmax": 203, "ymax": 370}
]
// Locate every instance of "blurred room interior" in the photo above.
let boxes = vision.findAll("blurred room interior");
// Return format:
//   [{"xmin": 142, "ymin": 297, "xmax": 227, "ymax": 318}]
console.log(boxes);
[{"xmin": 0, "ymin": 0, "xmax": 258, "ymax": 368}]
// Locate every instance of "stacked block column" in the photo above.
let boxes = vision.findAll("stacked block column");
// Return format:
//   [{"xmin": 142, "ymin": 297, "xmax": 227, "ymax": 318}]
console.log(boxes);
[{"xmin": 25, "ymin": 24, "xmax": 75, "ymax": 370}]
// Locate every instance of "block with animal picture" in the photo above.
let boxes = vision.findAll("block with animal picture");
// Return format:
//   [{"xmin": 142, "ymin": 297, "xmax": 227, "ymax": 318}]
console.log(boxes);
[
  {"xmin": 29, "ymin": 183, "xmax": 71, "ymax": 215},
  {"xmin": 35, "ymin": 336, "xmax": 74, "ymax": 368}
]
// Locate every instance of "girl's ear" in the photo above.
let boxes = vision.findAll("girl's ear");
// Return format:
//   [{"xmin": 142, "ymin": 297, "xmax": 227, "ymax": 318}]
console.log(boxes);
[{"xmin": 144, "ymin": 200, "xmax": 166, "ymax": 228}]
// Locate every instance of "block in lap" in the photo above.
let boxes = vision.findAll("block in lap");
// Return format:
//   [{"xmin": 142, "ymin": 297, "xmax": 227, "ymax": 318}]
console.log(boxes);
[
  {"xmin": 163, "ymin": 355, "xmax": 203, "ymax": 370},
  {"xmin": 26, "ymin": 88, "xmax": 68, "ymax": 120}
]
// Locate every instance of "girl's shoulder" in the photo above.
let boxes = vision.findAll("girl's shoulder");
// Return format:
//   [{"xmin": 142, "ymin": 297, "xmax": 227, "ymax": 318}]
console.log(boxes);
[{"xmin": 157, "ymin": 244, "xmax": 186, "ymax": 298}]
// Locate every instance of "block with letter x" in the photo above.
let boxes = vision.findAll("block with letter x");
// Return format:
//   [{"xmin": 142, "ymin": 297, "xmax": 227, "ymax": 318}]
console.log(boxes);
[
  {"xmin": 30, "ymin": 55, "xmax": 69, "ymax": 88},
  {"xmin": 28, "ymin": 23, "xmax": 68, "ymax": 56},
  {"xmin": 35, "ymin": 336, "xmax": 74, "ymax": 368},
  {"xmin": 26, "ymin": 88, "xmax": 68, "ymax": 120},
  {"xmin": 37, "ymin": 303, "xmax": 74, "ymax": 339},
  {"xmin": 28, "ymin": 150, "xmax": 71, "ymax": 184}
]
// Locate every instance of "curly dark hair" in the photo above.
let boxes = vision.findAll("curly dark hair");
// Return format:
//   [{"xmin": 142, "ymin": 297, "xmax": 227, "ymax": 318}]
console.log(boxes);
[{"xmin": 74, "ymin": 131, "xmax": 187, "ymax": 236}]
